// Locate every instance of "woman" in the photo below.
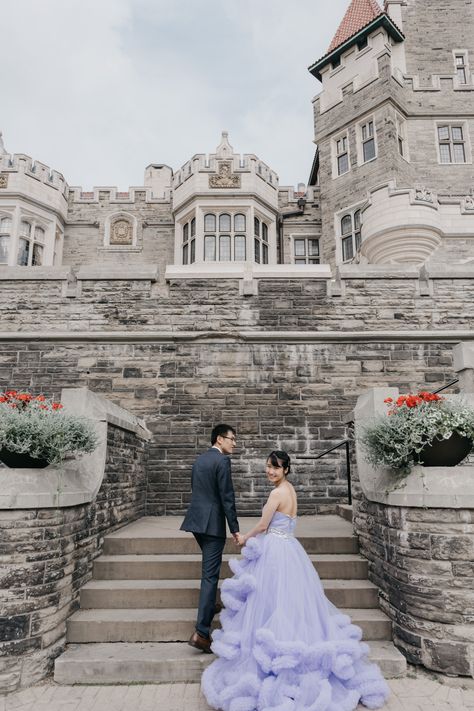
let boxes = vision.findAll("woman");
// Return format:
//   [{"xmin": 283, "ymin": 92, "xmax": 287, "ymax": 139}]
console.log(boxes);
[{"xmin": 201, "ymin": 450, "xmax": 389, "ymax": 711}]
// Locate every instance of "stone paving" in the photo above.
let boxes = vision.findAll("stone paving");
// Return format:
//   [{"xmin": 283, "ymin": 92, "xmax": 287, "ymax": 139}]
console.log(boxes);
[{"xmin": 2, "ymin": 668, "xmax": 474, "ymax": 711}]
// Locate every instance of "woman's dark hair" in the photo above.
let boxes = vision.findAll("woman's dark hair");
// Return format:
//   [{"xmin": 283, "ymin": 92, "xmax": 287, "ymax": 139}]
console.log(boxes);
[{"xmin": 267, "ymin": 450, "xmax": 291, "ymax": 476}]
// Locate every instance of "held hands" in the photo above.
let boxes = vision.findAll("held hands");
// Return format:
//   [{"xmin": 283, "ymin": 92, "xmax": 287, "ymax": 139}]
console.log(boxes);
[
  {"xmin": 231, "ymin": 532, "xmax": 246, "ymax": 547},
  {"xmin": 235, "ymin": 532, "xmax": 246, "ymax": 547}
]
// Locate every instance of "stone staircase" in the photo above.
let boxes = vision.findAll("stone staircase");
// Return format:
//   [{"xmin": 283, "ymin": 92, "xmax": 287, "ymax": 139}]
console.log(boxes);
[{"xmin": 54, "ymin": 515, "xmax": 407, "ymax": 684}]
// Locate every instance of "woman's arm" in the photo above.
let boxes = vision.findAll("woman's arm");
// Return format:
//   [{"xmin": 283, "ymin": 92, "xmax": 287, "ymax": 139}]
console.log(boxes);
[{"xmin": 238, "ymin": 489, "xmax": 282, "ymax": 545}]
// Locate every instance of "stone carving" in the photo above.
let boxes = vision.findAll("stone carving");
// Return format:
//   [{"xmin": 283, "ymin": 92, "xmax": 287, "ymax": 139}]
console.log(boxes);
[
  {"xmin": 463, "ymin": 195, "xmax": 474, "ymax": 212},
  {"xmin": 414, "ymin": 187, "xmax": 434, "ymax": 203},
  {"xmin": 209, "ymin": 161, "xmax": 241, "ymax": 189},
  {"xmin": 110, "ymin": 219, "xmax": 133, "ymax": 245},
  {"xmin": 0, "ymin": 173, "xmax": 8, "ymax": 188}
]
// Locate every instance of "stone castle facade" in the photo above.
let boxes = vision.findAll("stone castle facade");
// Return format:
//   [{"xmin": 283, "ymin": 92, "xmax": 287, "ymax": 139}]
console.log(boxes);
[
  {"xmin": 0, "ymin": 0, "xmax": 473, "ymax": 517},
  {"xmin": 1, "ymin": 0, "xmax": 473, "ymax": 275}
]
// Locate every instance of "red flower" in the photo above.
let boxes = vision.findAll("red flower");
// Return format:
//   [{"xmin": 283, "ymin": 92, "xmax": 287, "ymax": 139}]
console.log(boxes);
[
  {"xmin": 5, "ymin": 390, "xmax": 18, "ymax": 397},
  {"xmin": 0, "ymin": 396, "xmax": 7, "ymax": 403},
  {"xmin": 8, "ymin": 403, "xmax": 17, "ymax": 408},
  {"xmin": 52, "ymin": 403, "xmax": 63, "ymax": 410},
  {"xmin": 39, "ymin": 404, "xmax": 48, "ymax": 410},
  {"xmin": 17, "ymin": 393, "xmax": 32, "ymax": 402},
  {"xmin": 384, "ymin": 397, "xmax": 393, "ymax": 404},
  {"xmin": 35, "ymin": 395, "xmax": 46, "ymax": 402}
]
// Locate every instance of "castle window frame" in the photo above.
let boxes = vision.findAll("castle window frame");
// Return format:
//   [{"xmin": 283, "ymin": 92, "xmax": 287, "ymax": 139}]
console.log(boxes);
[
  {"xmin": 203, "ymin": 210, "xmax": 248, "ymax": 262},
  {"xmin": 253, "ymin": 215, "xmax": 269, "ymax": 264},
  {"xmin": 436, "ymin": 122, "xmax": 471, "ymax": 165},
  {"xmin": 357, "ymin": 117, "xmax": 377, "ymax": 165},
  {"xmin": 339, "ymin": 209, "xmax": 362, "ymax": 263},
  {"xmin": 395, "ymin": 114, "xmax": 409, "ymax": 161},
  {"xmin": 182, "ymin": 216, "xmax": 196, "ymax": 265},
  {"xmin": 332, "ymin": 131, "xmax": 350, "ymax": 178},
  {"xmin": 17, "ymin": 219, "xmax": 46, "ymax": 266},
  {"xmin": 453, "ymin": 51, "xmax": 469, "ymax": 85},
  {"xmin": 0, "ymin": 216, "xmax": 12, "ymax": 264},
  {"xmin": 292, "ymin": 236, "xmax": 320, "ymax": 265}
]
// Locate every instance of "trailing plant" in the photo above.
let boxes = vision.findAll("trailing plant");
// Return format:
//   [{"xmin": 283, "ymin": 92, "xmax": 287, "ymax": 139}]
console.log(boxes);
[
  {"xmin": 0, "ymin": 390, "xmax": 98, "ymax": 465},
  {"xmin": 360, "ymin": 391, "xmax": 474, "ymax": 472}
]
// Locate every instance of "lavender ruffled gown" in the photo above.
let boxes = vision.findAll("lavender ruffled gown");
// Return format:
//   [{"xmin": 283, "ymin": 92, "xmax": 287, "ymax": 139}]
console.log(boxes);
[{"xmin": 201, "ymin": 511, "xmax": 390, "ymax": 711}]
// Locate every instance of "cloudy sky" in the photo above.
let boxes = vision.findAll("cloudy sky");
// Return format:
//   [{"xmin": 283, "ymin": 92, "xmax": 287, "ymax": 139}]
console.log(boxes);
[{"xmin": 2, "ymin": 0, "xmax": 351, "ymax": 189}]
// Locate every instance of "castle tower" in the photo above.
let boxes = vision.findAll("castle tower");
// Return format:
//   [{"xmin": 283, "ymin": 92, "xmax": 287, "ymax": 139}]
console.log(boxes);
[{"xmin": 309, "ymin": 0, "xmax": 474, "ymax": 266}]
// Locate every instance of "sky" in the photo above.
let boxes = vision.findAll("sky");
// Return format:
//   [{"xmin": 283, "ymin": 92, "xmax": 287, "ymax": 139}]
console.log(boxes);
[{"xmin": 1, "ymin": 0, "xmax": 352, "ymax": 190}]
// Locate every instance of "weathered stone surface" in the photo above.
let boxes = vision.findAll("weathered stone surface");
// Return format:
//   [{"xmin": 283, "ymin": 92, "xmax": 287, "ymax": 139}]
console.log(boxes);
[{"xmin": 0, "ymin": 423, "xmax": 147, "ymax": 694}]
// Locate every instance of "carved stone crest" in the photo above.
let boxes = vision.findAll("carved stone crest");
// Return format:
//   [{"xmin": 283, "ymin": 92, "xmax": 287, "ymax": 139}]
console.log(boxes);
[
  {"xmin": 209, "ymin": 161, "xmax": 240, "ymax": 189},
  {"xmin": 415, "ymin": 187, "xmax": 434, "ymax": 203},
  {"xmin": 463, "ymin": 195, "xmax": 474, "ymax": 212},
  {"xmin": 0, "ymin": 174, "xmax": 8, "ymax": 189},
  {"xmin": 110, "ymin": 219, "xmax": 132, "ymax": 245}
]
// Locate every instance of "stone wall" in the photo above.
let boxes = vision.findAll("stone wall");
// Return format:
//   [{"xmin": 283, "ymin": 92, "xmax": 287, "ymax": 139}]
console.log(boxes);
[
  {"xmin": 0, "ymin": 423, "xmax": 147, "ymax": 693},
  {"xmin": 354, "ymin": 499, "xmax": 474, "ymax": 676}
]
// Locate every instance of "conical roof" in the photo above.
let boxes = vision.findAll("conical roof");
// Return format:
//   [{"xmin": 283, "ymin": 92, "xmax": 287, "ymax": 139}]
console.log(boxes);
[{"xmin": 328, "ymin": 0, "xmax": 383, "ymax": 52}]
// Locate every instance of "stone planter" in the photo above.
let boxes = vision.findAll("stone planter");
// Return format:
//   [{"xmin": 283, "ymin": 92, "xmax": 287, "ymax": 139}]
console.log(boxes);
[
  {"xmin": 0, "ymin": 448, "xmax": 49, "ymax": 468},
  {"xmin": 414, "ymin": 432, "xmax": 472, "ymax": 467}
]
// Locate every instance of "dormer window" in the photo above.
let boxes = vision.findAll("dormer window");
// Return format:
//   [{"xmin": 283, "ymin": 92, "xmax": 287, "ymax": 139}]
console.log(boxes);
[{"xmin": 357, "ymin": 36, "xmax": 368, "ymax": 51}]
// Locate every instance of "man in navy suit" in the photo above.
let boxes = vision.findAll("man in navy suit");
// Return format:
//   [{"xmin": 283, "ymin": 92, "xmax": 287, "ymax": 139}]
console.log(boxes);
[{"xmin": 181, "ymin": 424, "xmax": 240, "ymax": 653}]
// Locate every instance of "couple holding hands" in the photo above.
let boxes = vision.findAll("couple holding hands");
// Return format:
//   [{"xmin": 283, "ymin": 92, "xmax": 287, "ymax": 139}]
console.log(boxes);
[{"xmin": 181, "ymin": 424, "xmax": 389, "ymax": 711}]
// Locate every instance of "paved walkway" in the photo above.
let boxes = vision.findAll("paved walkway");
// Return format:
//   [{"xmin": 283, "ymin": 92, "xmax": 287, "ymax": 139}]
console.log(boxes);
[{"xmin": 2, "ymin": 669, "xmax": 474, "ymax": 711}]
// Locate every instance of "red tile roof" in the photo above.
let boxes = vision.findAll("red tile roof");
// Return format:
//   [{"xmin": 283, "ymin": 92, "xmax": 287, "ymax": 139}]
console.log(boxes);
[{"xmin": 328, "ymin": 0, "xmax": 383, "ymax": 52}]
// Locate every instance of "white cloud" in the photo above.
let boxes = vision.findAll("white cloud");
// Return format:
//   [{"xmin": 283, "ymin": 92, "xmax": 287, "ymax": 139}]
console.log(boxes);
[{"xmin": 1, "ymin": 0, "xmax": 349, "ymax": 189}]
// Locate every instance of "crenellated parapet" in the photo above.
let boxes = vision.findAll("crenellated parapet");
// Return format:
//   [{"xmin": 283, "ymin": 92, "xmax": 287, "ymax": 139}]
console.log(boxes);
[
  {"xmin": 0, "ymin": 152, "xmax": 67, "ymax": 196},
  {"xmin": 68, "ymin": 185, "xmax": 172, "ymax": 205}
]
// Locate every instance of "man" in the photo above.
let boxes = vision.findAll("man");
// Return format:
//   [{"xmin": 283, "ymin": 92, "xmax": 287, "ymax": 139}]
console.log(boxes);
[{"xmin": 180, "ymin": 424, "xmax": 240, "ymax": 653}]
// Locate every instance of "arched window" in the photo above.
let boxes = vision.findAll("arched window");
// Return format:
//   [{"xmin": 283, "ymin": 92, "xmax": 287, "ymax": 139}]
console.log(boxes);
[
  {"xmin": 234, "ymin": 214, "xmax": 246, "ymax": 232},
  {"xmin": 204, "ymin": 213, "xmax": 216, "ymax": 232},
  {"xmin": 341, "ymin": 210, "xmax": 362, "ymax": 262},
  {"xmin": 0, "ymin": 217, "xmax": 11, "ymax": 264},
  {"xmin": 219, "ymin": 214, "xmax": 231, "ymax": 232}
]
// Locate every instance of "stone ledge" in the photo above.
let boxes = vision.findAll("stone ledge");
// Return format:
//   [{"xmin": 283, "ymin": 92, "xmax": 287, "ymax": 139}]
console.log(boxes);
[
  {"xmin": 0, "ymin": 387, "xmax": 151, "ymax": 509},
  {"xmin": 0, "ymin": 329, "xmax": 473, "ymax": 344},
  {"xmin": 0, "ymin": 267, "xmax": 71, "ymax": 280},
  {"xmin": 75, "ymin": 266, "xmax": 158, "ymax": 281},
  {"xmin": 165, "ymin": 263, "xmax": 332, "ymax": 280}
]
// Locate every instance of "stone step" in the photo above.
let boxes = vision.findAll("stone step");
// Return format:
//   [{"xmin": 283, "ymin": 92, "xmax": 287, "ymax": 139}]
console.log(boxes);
[
  {"xmin": 67, "ymin": 607, "xmax": 392, "ymax": 643},
  {"xmin": 54, "ymin": 641, "xmax": 407, "ymax": 685},
  {"xmin": 92, "ymin": 553, "xmax": 368, "ymax": 581},
  {"xmin": 336, "ymin": 504, "xmax": 353, "ymax": 522},
  {"xmin": 103, "ymin": 516, "xmax": 359, "ymax": 556},
  {"xmin": 79, "ymin": 578, "xmax": 379, "ymax": 611}
]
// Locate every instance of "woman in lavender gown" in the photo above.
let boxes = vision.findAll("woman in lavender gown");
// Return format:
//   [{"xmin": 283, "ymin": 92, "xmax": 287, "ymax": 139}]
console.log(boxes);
[{"xmin": 201, "ymin": 450, "xmax": 389, "ymax": 711}]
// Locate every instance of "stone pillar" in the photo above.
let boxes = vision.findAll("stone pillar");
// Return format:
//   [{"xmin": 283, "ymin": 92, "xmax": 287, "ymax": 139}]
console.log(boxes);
[
  {"xmin": 453, "ymin": 341, "xmax": 474, "ymax": 394},
  {"xmin": 0, "ymin": 389, "xmax": 150, "ymax": 694},
  {"xmin": 353, "ymin": 380, "xmax": 474, "ymax": 677}
]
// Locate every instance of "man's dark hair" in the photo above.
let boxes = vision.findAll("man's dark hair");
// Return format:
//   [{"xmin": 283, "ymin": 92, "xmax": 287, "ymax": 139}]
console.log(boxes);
[{"xmin": 211, "ymin": 424, "xmax": 236, "ymax": 445}]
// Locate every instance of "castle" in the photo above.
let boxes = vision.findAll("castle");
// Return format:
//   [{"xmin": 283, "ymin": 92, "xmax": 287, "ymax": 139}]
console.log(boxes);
[{"xmin": 1, "ymin": 0, "xmax": 473, "ymax": 276}]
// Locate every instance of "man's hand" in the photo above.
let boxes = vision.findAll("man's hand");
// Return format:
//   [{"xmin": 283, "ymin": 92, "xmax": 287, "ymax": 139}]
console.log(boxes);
[
  {"xmin": 236, "ymin": 532, "xmax": 246, "ymax": 547},
  {"xmin": 232, "ymin": 532, "xmax": 241, "ymax": 546}
]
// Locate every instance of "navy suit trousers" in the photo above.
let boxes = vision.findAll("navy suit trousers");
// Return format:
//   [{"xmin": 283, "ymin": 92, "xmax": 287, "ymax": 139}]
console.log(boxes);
[{"xmin": 193, "ymin": 532, "xmax": 226, "ymax": 639}]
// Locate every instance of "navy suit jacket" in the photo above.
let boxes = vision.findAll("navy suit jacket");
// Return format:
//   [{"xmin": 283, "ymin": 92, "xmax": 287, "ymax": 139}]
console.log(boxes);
[{"xmin": 180, "ymin": 447, "xmax": 239, "ymax": 538}]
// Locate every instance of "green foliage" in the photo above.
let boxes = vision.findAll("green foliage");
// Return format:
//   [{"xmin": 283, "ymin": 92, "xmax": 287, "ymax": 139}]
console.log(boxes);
[
  {"xmin": 0, "ymin": 393, "xmax": 98, "ymax": 465},
  {"xmin": 360, "ymin": 399, "xmax": 474, "ymax": 472}
]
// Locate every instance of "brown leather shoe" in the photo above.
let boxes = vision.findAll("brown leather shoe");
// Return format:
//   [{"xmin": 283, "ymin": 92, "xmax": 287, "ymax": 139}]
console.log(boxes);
[
  {"xmin": 188, "ymin": 631, "xmax": 212, "ymax": 654},
  {"xmin": 214, "ymin": 602, "xmax": 223, "ymax": 615}
]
